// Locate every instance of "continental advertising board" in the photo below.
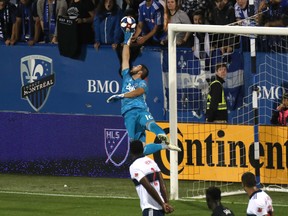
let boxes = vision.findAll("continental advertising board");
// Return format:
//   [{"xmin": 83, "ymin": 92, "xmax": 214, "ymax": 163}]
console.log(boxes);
[{"xmin": 147, "ymin": 123, "xmax": 288, "ymax": 184}]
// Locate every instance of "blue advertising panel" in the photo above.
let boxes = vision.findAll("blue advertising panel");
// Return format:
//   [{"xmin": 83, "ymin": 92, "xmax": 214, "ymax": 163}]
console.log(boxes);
[{"xmin": 0, "ymin": 44, "xmax": 165, "ymax": 120}]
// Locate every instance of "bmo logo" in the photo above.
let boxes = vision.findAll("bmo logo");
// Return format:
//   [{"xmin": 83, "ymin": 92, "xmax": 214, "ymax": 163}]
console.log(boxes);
[
  {"xmin": 257, "ymin": 86, "xmax": 286, "ymax": 100},
  {"xmin": 87, "ymin": 80, "xmax": 120, "ymax": 93}
]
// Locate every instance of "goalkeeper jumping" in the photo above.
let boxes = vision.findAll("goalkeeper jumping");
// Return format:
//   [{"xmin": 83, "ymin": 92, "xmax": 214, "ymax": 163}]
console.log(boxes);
[{"xmin": 107, "ymin": 20, "xmax": 181, "ymax": 155}]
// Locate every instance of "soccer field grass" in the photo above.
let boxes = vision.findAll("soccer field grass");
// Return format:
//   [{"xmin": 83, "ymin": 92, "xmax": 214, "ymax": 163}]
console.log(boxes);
[{"xmin": 0, "ymin": 174, "xmax": 287, "ymax": 216}]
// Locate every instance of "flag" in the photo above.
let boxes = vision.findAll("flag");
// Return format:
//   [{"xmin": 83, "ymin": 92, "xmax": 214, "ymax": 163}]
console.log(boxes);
[
  {"xmin": 162, "ymin": 48, "xmax": 206, "ymax": 121},
  {"xmin": 223, "ymin": 50, "xmax": 245, "ymax": 110},
  {"xmin": 161, "ymin": 48, "xmax": 245, "ymax": 122}
]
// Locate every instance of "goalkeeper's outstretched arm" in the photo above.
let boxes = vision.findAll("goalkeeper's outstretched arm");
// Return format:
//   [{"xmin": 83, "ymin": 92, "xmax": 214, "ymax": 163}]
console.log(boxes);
[
  {"xmin": 122, "ymin": 30, "xmax": 134, "ymax": 71},
  {"xmin": 122, "ymin": 44, "xmax": 130, "ymax": 71},
  {"xmin": 106, "ymin": 87, "xmax": 145, "ymax": 103}
]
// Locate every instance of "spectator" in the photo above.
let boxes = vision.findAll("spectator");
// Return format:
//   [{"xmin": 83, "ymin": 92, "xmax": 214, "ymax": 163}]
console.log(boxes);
[
  {"xmin": 9, "ymin": 0, "xmax": 41, "ymax": 46},
  {"xmin": 131, "ymin": 0, "xmax": 165, "ymax": 46},
  {"xmin": 234, "ymin": 0, "xmax": 251, "ymax": 50},
  {"xmin": 121, "ymin": 0, "xmax": 142, "ymax": 17},
  {"xmin": 209, "ymin": 0, "xmax": 236, "ymax": 53},
  {"xmin": 37, "ymin": 0, "xmax": 67, "ymax": 43},
  {"xmin": 206, "ymin": 63, "xmax": 228, "ymax": 123},
  {"xmin": 129, "ymin": 140, "xmax": 174, "ymax": 215},
  {"xmin": 180, "ymin": 0, "xmax": 207, "ymax": 18},
  {"xmin": 205, "ymin": 186, "xmax": 235, "ymax": 216},
  {"xmin": 191, "ymin": 10, "xmax": 211, "ymax": 59},
  {"xmin": 271, "ymin": 92, "xmax": 288, "ymax": 125},
  {"xmin": 0, "ymin": 0, "xmax": 17, "ymax": 45},
  {"xmin": 257, "ymin": 0, "xmax": 288, "ymax": 51},
  {"xmin": 67, "ymin": 0, "xmax": 95, "ymax": 44},
  {"xmin": 209, "ymin": 0, "xmax": 235, "ymax": 25},
  {"xmin": 241, "ymin": 172, "xmax": 274, "ymax": 216},
  {"xmin": 234, "ymin": 0, "xmax": 249, "ymax": 25},
  {"xmin": 258, "ymin": 0, "xmax": 288, "ymax": 27},
  {"xmin": 161, "ymin": 0, "xmax": 191, "ymax": 46},
  {"xmin": 93, "ymin": 0, "xmax": 123, "ymax": 51}
]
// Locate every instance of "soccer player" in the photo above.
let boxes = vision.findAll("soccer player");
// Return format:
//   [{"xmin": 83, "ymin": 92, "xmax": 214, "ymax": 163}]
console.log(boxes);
[
  {"xmin": 107, "ymin": 23, "xmax": 181, "ymax": 155},
  {"xmin": 206, "ymin": 186, "xmax": 235, "ymax": 216},
  {"xmin": 129, "ymin": 140, "xmax": 174, "ymax": 215},
  {"xmin": 241, "ymin": 172, "xmax": 274, "ymax": 216}
]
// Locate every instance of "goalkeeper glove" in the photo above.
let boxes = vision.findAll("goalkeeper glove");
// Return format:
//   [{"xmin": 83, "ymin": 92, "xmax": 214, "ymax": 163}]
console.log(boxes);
[
  {"xmin": 123, "ymin": 30, "xmax": 134, "ymax": 46},
  {"xmin": 106, "ymin": 94, "xmax": 125, "ymax": 103}
]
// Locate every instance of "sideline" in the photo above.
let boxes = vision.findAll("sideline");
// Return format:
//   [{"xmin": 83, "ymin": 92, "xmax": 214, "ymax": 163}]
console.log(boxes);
[
  {"xmin": 0, "ymin": 190, "xmax": 137, "ymax": 200},
  {"xmin": 1, "ymin": 190, "xmax": 287, "ymax": 207}
]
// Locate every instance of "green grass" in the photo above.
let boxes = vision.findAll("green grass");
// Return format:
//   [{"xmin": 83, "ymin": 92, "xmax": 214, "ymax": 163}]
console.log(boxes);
[{"xmin": 0, "ymin": 174, "xmax": 287, "ymax": 216}]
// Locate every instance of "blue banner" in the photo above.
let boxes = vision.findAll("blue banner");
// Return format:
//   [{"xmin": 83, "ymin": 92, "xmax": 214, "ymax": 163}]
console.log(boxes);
[{"xmin": 0, "ymin": 44, "xmax": 165, "ymax": 120}]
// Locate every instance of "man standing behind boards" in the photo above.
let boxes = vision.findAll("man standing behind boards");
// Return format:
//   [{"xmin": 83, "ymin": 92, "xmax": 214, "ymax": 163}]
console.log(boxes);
[{"xmin": 206, "ymin": 63, "xmax": 228, "ymax": 123}]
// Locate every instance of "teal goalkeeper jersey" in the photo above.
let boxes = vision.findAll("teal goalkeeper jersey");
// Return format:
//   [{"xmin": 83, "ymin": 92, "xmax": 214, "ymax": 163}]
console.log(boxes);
[{"xmin": 121, "ymin": 68, "xmax": 148, "ymax": 115}]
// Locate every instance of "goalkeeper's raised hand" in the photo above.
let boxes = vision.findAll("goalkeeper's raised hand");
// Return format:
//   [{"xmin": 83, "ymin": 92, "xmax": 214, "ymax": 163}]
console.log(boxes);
[
  {"xmin": 106, "ymin": 94, "xmax": 125, "ymax": 103},
  {"xmin": 123, "ymin": 30, "xmax": 135, "ymax": 46}
]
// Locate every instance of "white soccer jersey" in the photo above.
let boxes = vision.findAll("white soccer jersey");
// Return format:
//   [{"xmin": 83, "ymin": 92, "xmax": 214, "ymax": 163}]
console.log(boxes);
[
  {"xmin": 247, "ymin": 190, "xmax": 273, "ymax": 216},
  {"xmin": 129, "ymin": 156, "xmax": 164, "ymax": 211}
]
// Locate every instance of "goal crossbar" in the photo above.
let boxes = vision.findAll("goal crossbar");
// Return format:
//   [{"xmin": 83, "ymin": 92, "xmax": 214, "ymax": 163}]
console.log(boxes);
[
  {"xmin": 167, "ymin": 24, "xmax": 288, "ymax": 200},
  {"xmin": 168, "ymin": 24, "xmax": 288, "ymax": 35}
]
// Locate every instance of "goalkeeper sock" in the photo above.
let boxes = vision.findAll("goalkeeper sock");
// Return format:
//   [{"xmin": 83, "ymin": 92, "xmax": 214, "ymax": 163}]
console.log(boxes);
[
  {"xmin": 143, "ymin": 143, "xmax": 166, "ymax": 155},
  {"xmin": 147, "ymin": 121, "xmax": 165, "ymax": 136}
]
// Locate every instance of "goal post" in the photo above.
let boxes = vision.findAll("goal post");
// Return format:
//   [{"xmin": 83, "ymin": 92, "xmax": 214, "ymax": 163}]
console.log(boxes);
[
  {"xmin": 168, "ymin": 28, "xmax": 179, "ymax": 200},
  {"xmin": 168, "ymin": 24, "xmax": 288, "ymax": 200}
]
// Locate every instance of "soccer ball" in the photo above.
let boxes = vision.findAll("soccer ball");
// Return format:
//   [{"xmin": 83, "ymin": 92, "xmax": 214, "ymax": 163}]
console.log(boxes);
[{"xmin": 120, "ymin": 16, "xmax": 136, "ymax": 32}]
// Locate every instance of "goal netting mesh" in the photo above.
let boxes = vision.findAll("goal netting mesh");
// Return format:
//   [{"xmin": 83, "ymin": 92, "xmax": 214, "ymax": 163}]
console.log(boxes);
[{"xmin": 164, "ymin": 24, "xmax": 288, "ymax": 199}]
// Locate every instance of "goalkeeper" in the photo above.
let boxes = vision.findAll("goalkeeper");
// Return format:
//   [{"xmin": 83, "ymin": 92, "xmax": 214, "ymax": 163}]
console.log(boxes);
[{"xmin": 107, "ymin": 23, "xmax": 181, "ymax": 155}]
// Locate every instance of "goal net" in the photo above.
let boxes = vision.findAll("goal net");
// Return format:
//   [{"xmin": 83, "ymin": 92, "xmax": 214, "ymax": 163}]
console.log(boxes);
[{"xmin": 166, "ymin": 24, "xmax": 288, "ymax": 199}]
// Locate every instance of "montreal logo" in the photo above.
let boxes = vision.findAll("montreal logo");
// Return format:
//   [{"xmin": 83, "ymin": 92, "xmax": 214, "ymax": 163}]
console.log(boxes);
[{"xmin": 20, "ymin": 55, "xmax": 55, "ymax": 111}]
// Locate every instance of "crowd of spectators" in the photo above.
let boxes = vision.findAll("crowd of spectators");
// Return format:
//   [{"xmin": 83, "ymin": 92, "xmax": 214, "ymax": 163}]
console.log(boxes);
[{"xmin": 0, "ymin": 0, "xmax": 288, "ymax": 49}]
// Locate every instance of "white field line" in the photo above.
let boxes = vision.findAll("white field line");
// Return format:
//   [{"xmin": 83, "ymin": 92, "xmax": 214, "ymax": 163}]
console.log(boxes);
[
  {"xmin": 1, "ymin": 190, "xmax": 288, "ymax": 207},
  {"xmin": 178, "ymin": 198, "xmax": 288, "ymax": 207},
  {"xmin": 0, "ymin": 190, "xmax": 137, "ymax": 200}
]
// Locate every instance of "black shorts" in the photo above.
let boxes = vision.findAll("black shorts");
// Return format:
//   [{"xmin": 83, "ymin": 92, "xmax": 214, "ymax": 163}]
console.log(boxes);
[{"xmin": 142, "ymin": 208, "xmax": 164, "ymax": 216}]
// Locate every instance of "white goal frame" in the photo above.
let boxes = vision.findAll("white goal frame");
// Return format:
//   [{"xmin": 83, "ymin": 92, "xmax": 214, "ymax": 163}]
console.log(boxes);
[{"xmin": 168, "ymin": 24, "xmax": 288, "ymax": 200}]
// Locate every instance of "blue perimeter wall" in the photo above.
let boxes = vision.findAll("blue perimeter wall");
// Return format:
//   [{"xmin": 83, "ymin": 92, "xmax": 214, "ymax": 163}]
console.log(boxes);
[{"xmin": 0, "ymin": 44, "xmax": 284, "ymax": 177}]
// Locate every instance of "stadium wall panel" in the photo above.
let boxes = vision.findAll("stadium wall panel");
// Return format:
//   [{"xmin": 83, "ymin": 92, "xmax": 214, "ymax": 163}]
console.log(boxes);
[
  {"xmin": 0, "ymin": 44, "xmax": 164, "ymax": 120},
  {"xmin": 0, "ymin": 44, "xmax": 287, "ymax": 179},
  {"xmin": 0, "ymin": 112, "xmax": 131, "ymax": 177}
]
